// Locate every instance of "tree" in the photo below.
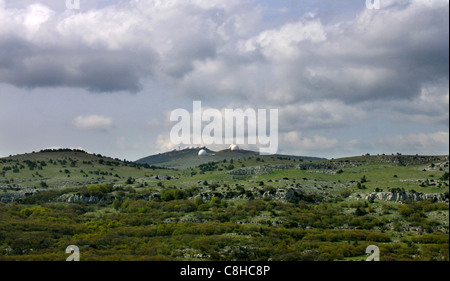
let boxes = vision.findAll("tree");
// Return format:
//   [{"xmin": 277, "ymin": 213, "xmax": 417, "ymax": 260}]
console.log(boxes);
[
  {"xmin": 160, "ymin": 189, "xmax": 186, "ymax": 201},
  {"xmin": 398, "ymin": 205, "xmax": 414, "ymax": 218},
  {"xmin": 194, "ymin": 197, "xmax": 205, "ymax": 206},
  {"xmin": 354, "ymin": 207, "xmax": 367, "ymax": 216},
  {"xmin": 361, "ymin": 175, "xmax": 367, "ymax": 183},
  {"xmin": 210, "ymin": 196, "xmax": 221, "ymax": 206},
  {"xmin": 112, "ymin": 199, "xmax": 121, "ymax": 210}
]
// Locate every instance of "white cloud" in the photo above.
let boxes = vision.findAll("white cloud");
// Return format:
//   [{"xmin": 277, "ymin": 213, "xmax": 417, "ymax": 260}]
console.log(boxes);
[
  {"xmin": 239, "ymin": 20, "xmax": 326, "ymax": 61},
  {"xmin": 179, "ymin": 0, "xmax": 448, "ymax": 108},
  {"xmin": 74, "ymin": 115, "xmax": 113, "ymax": 130},
  {"xmin": 385, "ymin": 82, "xmax": 449, "ymax": 125},
  {"xmin": 22, "ymin": 4, "xmax": 53, "ymax": 32},
  {"xmin": 156, "ymin": 133, "xmax": 177, "ymax": 152},
  {"xmin": 0, "ymin": 0, "xmax": 257, "ymax": 91}
]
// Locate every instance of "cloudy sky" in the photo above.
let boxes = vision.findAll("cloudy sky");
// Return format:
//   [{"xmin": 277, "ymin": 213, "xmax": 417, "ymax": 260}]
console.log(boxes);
[{"xmin": 0, "ymin": 0, "xmax": 448, "ymax": 160}]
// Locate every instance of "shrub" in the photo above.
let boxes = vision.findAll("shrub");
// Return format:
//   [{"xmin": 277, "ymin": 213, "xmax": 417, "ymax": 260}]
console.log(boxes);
[
  {"xmin": 210, "ymin": 196, "xmax": 222, "ymax": 206},
  {"xmin": 161, "ymin": 189, "xmax": 186, "ymax": 202}
]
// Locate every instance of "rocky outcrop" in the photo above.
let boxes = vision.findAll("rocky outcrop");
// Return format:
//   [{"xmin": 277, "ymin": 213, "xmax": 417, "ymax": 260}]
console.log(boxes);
[
  {"xmin": 154, "ymin": 175, "xmax": 178, "ymax": 180},
  {"xmin": 353, "ymin": 192, "xmax": 448, "ymax": 203},
  {"xmin": 361, "ymin": 155, "xmax": 449, "ymax": 166},
  {"xmin": 229, "ymin": 161, "xmax": 361, "ymax": 176},
  {"xmin": 188, "ymin": 187, "xmax": 326, "ymax": 203},
  {"xmin": 56, "ymin": 193, "xmax": 101, "ymax": 203},
  {"xmin": 229, "ymin": 164, "xmax": 296, "ymax": 176},
  {"xmin": 296, "ymin": 161, "xmax": 359, "ymax": 170},
  {"xmin": 228, "ymin": 156, "xmax": 449, "ymax": 177},
  {"xmin": 0, "ymin": 189, "xmax": 39, "ymax": 203}
]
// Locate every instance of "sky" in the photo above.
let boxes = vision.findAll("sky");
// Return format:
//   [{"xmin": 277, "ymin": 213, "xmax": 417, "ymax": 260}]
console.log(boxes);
[{"xmin": 0, "ymin": 0, "xmax": 448, "ymax": 160}]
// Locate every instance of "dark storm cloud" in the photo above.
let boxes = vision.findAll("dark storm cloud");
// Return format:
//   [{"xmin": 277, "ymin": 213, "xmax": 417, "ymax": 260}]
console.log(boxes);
[
  {"xmin": 0, "ymin": 43, "xmax": 152, "ymax": 92},
  {"xmin": 231, "ymin": 2, "xmax": 449, "ymax": 105},
  {"xmin": 0, "ymin": 37, "xmax": 155, "ymax": 92},
  {"xmin": 0, "ymin": 1, "xmax": 228, "ymax": 93},
  {"xmin": 2, "ymin": 1, "xmax": 446, "ymax": 102}
]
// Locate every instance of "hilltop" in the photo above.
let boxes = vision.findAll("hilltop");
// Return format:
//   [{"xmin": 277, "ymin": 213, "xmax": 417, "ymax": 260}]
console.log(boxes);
[
  {"xmin": 0, "ymin": 148, "xmax": 167, "ymax": 198},
  {"xmin": 335, "ymin": 154, "xmax": 449, "ymax": 166},
  {"xmin": 3, "ymin": 148, "xmax": 123, "ymax": 163},
  {"xmin": 135, "ymin": 147, "xmax": 326, "ymax": 169}
]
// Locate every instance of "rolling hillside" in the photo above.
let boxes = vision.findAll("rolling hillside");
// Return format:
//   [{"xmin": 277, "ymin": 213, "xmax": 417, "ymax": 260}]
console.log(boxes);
[
  {"xmin": 0, "ymin": 148, "xmax": 448, "ymax": 261},
  {"xmin": 135, "ymin": 147, "xmax": 326, "ymax": 169}
]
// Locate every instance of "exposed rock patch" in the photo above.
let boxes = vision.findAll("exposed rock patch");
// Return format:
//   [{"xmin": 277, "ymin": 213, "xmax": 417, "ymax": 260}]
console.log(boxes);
[
  {"xmin": 352, "ymin": 192, "xmax": 448, "ymax": 203},
  {"xmin": 0, "ymin": 189, "xmax": 40, "ymax": 203},
  {"xmin": 56, "ymin": 193, "xmax": 101, "ymax": 203}
]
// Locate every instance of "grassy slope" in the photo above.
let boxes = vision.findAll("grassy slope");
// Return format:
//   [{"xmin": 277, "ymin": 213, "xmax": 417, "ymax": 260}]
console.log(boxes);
[
  {"xmin": 136, "ymin": 148, "xmax": 325, "ymax": 169},
  {"xmin": 1, "ymin": 151, "xmax": 448, "ymax": 195},
  {"xmin": 0, "ymin": 150, "xmax": 448, "ymax": 261}
]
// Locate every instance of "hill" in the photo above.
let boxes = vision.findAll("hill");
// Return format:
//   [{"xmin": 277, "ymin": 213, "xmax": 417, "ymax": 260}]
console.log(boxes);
[
  {"xmin": 0, "ymin": 148, "xmax": 448, "ymax": 261},
  {"xmin": 135, "ymin": 147, "xmax": 326, "ymax": 169},
  {"xmin": 0, "ymin": 148, "xmax": 170, "ymax": 195},
  {"xmin": 335, "ymin": 154, "xmax": 449, "ymax": 166},
  {"xmin": 3, "ymin": 148, "xmax": 122, "ymax": 163}
]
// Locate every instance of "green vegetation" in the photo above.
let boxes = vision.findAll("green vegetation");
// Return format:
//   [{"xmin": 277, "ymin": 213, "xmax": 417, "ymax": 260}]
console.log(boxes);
[{"xmin": 0, "ymin": 149, "xmax": 448, "ymax": 261}]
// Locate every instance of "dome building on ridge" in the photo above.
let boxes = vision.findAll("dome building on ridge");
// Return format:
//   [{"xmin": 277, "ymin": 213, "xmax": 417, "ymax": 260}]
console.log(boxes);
[
  {"xmin": 198, "ymin": 149, "xmax": 208, "ymax": 157},
  {"xmin": 229, "ymin": 144, "xmax": 240, "ymax": 151}
]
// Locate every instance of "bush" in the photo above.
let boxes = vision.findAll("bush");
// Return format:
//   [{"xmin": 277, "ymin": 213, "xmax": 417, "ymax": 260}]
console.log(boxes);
[
  {"xmin": 194, "ymin": 197, "xmax": 205, "ymax": 206},
  {"xmin": 125, "ymin": 177, "xmax": 135, "ymax": 184},
  {"xmin": 410, "ymin": 233, "xmax": 448, "ymax": 244},
  {"xmin": 161, "ymin": 189, "xmax": 186, "ymax": 202},
  {"xmin": 210, "ymin": 197, "xmax": 221, "ymax": 206},
  {"xmin": 354, "ymin": 207, "xmax": 367, "ymax": 216},
  {"xmin": 112, "ymin": 199, "xmax": 122, "ymax": 210},
  {"xmin": 80, "ymin": 184, "xmax": 113, "ymax": 198},
  {"xmin": 162, "ymin": 200, "xmax": 197, "ymax": 212}
]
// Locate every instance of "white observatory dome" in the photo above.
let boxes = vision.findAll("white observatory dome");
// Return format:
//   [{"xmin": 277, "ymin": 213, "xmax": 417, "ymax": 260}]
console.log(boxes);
[
  {"xmin": 198, "ymin": 149, "xmax": 208, "ymax": 156},
  {"xmin": 229, "ymin": 144, "xmax": 240, "ymax": 151}
]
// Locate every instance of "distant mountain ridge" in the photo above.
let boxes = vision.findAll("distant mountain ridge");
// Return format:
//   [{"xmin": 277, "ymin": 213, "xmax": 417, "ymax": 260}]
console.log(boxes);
[
  {"xmin": 135, "ymin": 147, "xmax": 326, "ymax": 169},
  {"xmin": 4, "ymin": 148, "xmax": 446, "ymax": 171}
]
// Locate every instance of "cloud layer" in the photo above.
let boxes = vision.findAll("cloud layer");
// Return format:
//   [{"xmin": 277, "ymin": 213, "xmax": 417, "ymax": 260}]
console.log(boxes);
[
  {"xmin": 1, "ymin": 1, "xmax": 446, "ymax": 99},
  {"xmin": 0, "ymin": 0, "xmax": 448, "ymax": 159}
]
